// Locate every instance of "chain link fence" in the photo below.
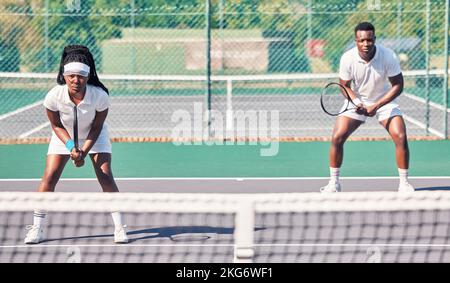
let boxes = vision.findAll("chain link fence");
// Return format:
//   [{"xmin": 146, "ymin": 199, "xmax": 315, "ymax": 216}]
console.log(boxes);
[{"xmin": 0, "ymin": 0, "xmax": 448, "ymax": 143}]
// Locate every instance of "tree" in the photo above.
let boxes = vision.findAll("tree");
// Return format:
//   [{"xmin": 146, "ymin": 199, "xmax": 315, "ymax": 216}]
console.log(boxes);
[
  {"xmin": 0, "ymin": 0, "xmax": 45, "ymax": 72},
  {"xmin": 0, "ymin": 0, "xmax": 122, "ymax": 72}
]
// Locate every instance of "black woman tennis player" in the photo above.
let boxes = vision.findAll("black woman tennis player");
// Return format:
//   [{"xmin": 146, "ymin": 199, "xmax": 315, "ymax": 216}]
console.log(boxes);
[{"xmin": 24, "ymin": 45, "xmax": 129, "ymax": 244}]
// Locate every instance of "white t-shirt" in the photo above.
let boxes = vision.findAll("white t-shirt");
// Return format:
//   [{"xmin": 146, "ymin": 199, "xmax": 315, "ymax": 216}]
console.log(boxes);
[
  {"xmin": 43, "ymin": 84, "xmax": 112, "ymax": 154},
  {"xmin": 339, "ymin": 45, "xmax": 402, "ymax": 104}
]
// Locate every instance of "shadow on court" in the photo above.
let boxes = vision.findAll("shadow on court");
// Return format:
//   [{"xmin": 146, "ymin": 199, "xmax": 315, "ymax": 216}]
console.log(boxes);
[
  {"xmin": 40, "ymin": 226, "xmax": 266, "ymax": 244},
  {"xmin": 415, "ymin": 186, "xmax": 450, "ymax": 191},
  {"xmin": 128, "ymin": 226, "xmax": 235, "ymax": 242},
  {"xmin": 129, "ymin": 226, "xmax": 265, "ymax": 243},
  {"xmin": 41, "ymin": 233, "xmax": 114, "ymax": 243}
]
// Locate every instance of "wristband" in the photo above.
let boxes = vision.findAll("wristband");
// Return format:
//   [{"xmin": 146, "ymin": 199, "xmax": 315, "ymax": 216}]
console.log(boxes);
[
  {"xmin": 352, "ymin": 98, "xmax": 362, "ymax": 106},
  {"xmin": 65, "ymin": 139, "xmax": 75, "ymax": 152}
]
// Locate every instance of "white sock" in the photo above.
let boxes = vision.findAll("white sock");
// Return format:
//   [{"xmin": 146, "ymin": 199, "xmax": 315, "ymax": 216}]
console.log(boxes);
[
  {"xmin": 398, "ymin": 168, "xmax": 409, "ymax": 183},
  {"xmin": 111, "ymin": 211, "xmax": 124, "ymax": 229},
  {"xmin": 33, "ymin": 210, "xmax": 46, "ymax": 227},
  {"xmin": 330, "ymin": 167, "xmax": 340, "ymax": 183}
]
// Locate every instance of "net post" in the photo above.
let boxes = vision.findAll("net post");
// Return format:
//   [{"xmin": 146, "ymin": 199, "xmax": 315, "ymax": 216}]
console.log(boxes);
[
  {"xmin": 425, "ymin": 0, "xmax": 431, "ymax": 135},
  {"xmin": 44, "ymin": 0, "xmax": 49, "ymax": 72},
  {"xmin": 226, "ymin": 79, "xmax": 233, "ymax": 135},
  {"xmin": 130, "ymin": 0, "xmax": 136, "ymax": 75},
  {"xmin": 444, "ymin": 0, "xmax": 449, "ymax": 139},
  {"xmin": 205, "ymin": 0, "xmax": 212, "ymax": 138},
  {"xmin": 233, "ymin": 199, "xmax": 255, "ymax": 263}
]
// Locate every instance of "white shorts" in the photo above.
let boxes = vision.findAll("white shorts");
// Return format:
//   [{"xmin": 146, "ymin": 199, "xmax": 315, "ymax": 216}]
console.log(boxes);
[
  {"xmin": 339, "ymin": 101, "xmax": 403, "ymax": 122},
  {"xmin": 47, "ymin": 129, "xmax": 112, "ymax": 155}
]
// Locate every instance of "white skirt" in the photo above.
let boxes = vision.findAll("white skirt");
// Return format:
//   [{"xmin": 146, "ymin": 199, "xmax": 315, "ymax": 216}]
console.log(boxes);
[{"xmin": 47, "ymin": 128, "xmax": 112, "ymax": 155}]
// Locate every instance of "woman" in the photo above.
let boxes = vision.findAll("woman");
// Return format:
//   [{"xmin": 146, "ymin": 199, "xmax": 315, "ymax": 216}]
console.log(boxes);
[{"xmin": 24, "ymin": 45, "xmax": 128, "ymax": 244}]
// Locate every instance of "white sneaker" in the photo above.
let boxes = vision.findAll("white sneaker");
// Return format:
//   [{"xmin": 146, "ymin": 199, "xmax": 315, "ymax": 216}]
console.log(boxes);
[
  {"xmin": 114, "ymin": 225, "xmax": 129, "ymax": 244},
  {"xmin": 320, "ymin": 181, "xmax": 342, "ymax": 193},
  {"xmin": 24, "ymin": 225, "xmax": 44, "ymax": 244},
  {"xmin": 398, "ymin": 181, "xmax": 415, "ymax": 193}
]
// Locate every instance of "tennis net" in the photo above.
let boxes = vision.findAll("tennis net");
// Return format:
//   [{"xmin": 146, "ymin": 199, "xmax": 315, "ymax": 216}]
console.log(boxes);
[
  {"xmin": 0, "ymin": 70, "xmax": 448, "ymax": 143},
  {"xmin": 2, "ymin": 191, "xmax": 450, "ymax": 263}
]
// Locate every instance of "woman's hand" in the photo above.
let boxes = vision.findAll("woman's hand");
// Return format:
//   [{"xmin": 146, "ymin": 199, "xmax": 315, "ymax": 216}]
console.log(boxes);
[
  {"xmin": 70, "ymin": 148, "xmax": 86, "ymax": 167},
  {"xmin": 73, "ymin": 159, "xmax": 85, "ymax": 167},
  {"xmin": 70, "ymin": 148, "xmax": 82, "ymax": 161}
]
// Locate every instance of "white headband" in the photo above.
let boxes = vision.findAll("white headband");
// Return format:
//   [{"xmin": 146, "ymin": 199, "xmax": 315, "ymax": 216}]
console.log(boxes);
[{"xmin": 63, "ymin": 62, "xmax": 90, "ymax": 77}]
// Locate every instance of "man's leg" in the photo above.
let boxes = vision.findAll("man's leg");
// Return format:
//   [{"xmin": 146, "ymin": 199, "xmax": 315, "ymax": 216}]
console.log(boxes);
[
  {"xmin": 321, "ymin": 116, "xmax": 363, "ymax": 193},
  {"xmin": 380, "ymin": 115, "xmax": 414, "ymax": 192}
]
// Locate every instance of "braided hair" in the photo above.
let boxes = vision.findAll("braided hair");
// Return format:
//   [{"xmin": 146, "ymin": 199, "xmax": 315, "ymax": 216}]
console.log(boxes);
[{"xmin": 57, "ymin": 45, "xmax": 109, "ymax": 94}]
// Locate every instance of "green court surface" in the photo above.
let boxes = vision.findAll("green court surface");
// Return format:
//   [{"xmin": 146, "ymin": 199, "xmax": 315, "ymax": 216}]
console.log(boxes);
[
  {"xmin": 0, "ymin": 89, "xmax": 45, "ymax": 115},
  {"xmin": 0, "ymin": 140, "xmax": 449, "ymax": 179}
]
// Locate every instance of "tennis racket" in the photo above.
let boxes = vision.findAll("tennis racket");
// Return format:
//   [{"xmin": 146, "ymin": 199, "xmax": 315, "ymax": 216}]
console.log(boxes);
[
  {"xmin": 320, "ymin": 82, "xmax": 360, "ymax": 116},
  {"xmin": 72, "ymin": 105, "xmax": 84, "ymax": 167},
  {"xmin": 73, "ymin": 105, "xmax": 78, "ymax": 150}
]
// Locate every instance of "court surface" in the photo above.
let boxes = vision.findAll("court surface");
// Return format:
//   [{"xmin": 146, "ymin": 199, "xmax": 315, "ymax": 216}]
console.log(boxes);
[
  {"xmin": 1, "ymin": 177, "xmax": 450, "ymax": 263},
  {"xmin": 1, "ymin": 176, "xmax": 450, "ymax": 193},
  {"xmin": 1, "ymin": 139, "xmax": 449, "ymax": 263}
]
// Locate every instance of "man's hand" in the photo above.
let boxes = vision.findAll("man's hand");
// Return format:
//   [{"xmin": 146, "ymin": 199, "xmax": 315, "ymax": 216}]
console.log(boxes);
[
  {"xmin": 352, "ymin": 98, "xmax": 367, "ymax": 115},
  {"xmin": 365, "ymin": 103, "xmax": 381, "ymax": 117},
  {"xmin": 355, "ymin": 104, "xmax": 367, "ymax": 115}
]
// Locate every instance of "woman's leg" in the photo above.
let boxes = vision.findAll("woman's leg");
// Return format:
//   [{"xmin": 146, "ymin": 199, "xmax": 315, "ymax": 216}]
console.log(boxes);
[
  {"xmin": 25, "ymin": 154, "xmax": 69, "ymax": 244},
  {"xmin": 90, "ymin": 153, "xmax": 119, "ymax": 193},
  {"xmin": 90, "ymin": 153, "xmax": 128, "ymax": 243},
  {"xmin": 38, "ymin": 154, "xmax": 70, "ymax": 192}
]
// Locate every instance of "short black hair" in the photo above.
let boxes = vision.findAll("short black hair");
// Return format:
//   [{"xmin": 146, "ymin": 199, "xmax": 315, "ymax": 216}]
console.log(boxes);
[
  {"xmin": 57, "ymin": 45, "xmax": 109, "ymax": 94},
  {"xmin": 354, "ymin": 22, "xmax": 375, "ymax": 35}
]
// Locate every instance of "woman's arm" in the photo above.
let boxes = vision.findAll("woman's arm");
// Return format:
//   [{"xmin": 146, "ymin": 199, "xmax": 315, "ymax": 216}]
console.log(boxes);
[
  {"xmin": 79, "ymin": 109, "xmax": 109, "ymax": 159},
  {"xmin": 46, "ymin": 108, "xmax": 78, "ymax": 156}
]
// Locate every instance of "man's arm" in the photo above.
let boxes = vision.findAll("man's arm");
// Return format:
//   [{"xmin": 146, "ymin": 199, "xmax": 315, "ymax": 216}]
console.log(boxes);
[
  {"xmin": 339, "ymin": 78, "xmax": 366, "ymax": 115},
  {"xmin": 365, "ymin": 73, "xmax": 404, "ymax": 117}
]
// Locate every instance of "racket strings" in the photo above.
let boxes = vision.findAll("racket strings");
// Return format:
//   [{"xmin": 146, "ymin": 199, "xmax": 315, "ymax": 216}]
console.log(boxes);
[{"xmin": 321, "ymin": 83, "xmax": 351, "ymax": 116}]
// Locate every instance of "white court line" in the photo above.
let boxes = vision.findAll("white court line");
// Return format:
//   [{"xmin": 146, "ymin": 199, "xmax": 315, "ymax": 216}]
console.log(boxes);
[
  {"xmin": 1, "ymin": 176, "xmax": 449, "ymax": 181},
  {"xmin": 3, "ymin": 243, "xmax": 450, "ymax": 248},
  {"xmin": 0, "ymin": 244, "xmax": 235, "ymax": 248},
  {"xmin": 111, "ymin": 127, "xmax": 340, "ymax": 131},
  {"xmin": 403, "ymin": 114, "xmax": 445, "ymax": 138},
  {"xmin": 19, "ymin": 122, "xmax": 50, "ymax": 138},
  {"xmin": 404, "ymin": 93, "xmax": 450, "ymax": 113},
  {"xmin": 383, "ymin": 92, "xmax": 449, "ymax": 138},
  {"xmin": 255, "ymin": 244, "xmax": 450, "ymax": 247},
  {"xmin": 0, "ymin": 100, "xmax": 43, "ymax": 121}
]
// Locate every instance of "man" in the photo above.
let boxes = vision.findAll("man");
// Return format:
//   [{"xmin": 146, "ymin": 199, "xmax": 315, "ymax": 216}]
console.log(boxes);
[{"xmin": 320, "ymin": 22, "xmax": 414, "ymax": 193}]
